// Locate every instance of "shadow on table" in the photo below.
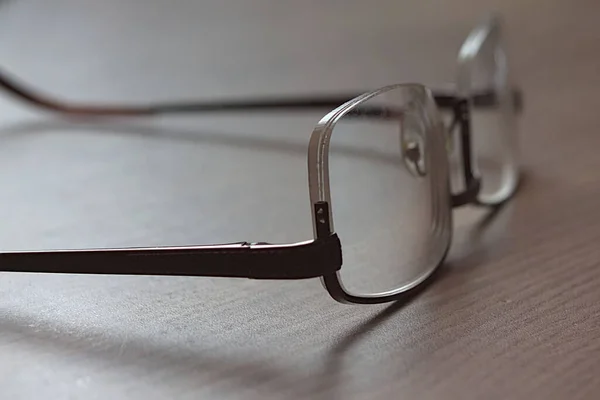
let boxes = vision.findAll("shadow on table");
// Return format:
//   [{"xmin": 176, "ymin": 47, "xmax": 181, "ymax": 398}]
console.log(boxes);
[
  {"xmin": 0, "ymin": 118, "xmax": 519, "ymax": 397},
  {"xmin": 0, "ymin": 262, "xmax": 450, "ymax": 398},
  {"xmin": 0, "ymin": 211, "xmax": 516, "ymax": 400}
]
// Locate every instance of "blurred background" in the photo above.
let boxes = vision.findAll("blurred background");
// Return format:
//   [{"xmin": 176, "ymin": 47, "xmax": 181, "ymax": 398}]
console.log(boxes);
[
  {"xmin": 1, "ymin": 1, "xmax": 599, "ymax": 399},
  {"xmin": 0, "ymin": 0, "xmax": 581, "ymax": 249}
]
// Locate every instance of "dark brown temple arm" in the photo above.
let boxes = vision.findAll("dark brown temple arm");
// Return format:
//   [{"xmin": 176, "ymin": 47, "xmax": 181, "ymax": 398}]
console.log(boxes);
[
  {"xmin": 0, "ymin": 233, "xmax": 342, "ymax": 279},
  {"xmin": 0, "ymin": 67, "xmax": 522, "ymax": 117}
]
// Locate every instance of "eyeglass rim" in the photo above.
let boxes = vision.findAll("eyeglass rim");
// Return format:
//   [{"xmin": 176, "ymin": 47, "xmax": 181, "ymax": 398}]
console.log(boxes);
[
  {"xmin": 457, "ymin": 13, "xmax": 521, "ymax": 206},
  {"xmin": 306, "ymin": 83, "xmax": 455, "ymax": 304},
  {"xmin": 0, "ymin": 14, "xmax": 521, "ymax": 305},
  {"xmin": 313, "ymin": 15, "xmax": 523, "ymax": 304}
]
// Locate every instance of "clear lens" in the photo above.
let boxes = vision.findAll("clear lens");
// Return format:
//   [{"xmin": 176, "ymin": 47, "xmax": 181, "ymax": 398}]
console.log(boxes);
[
  {"xmin": 324, "ymin": 85, "xmax": 452, "ymax": 297},
  {"xmin": 457, "ymin": 16, "xmax": 519, "ymax": 204}
]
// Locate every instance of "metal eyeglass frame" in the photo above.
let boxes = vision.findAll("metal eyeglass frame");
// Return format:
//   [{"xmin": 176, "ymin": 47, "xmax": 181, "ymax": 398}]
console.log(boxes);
[{"xmin": 0, "ymin": 15, "xmax": 522, "ymax": 304}]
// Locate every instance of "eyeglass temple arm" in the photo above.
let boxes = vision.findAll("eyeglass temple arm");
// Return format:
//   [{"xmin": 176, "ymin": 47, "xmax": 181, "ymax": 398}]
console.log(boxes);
[
  {"xmin": 0, "ymin": 235, "xmax": 342, "ymax": 279},
  {"xmin": 0, "ymin": 68, "xmax": 522, "ymax": 117},
  {"xmin": 0, "ymin": 200, "xmax": 342, "ymax": 279}
]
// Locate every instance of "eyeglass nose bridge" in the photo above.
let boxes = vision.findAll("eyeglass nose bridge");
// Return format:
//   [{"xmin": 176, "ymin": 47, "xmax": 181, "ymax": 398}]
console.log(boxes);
[{"xmin": 449, "ymin": 97, "xmax": 483, "ymax": 208}]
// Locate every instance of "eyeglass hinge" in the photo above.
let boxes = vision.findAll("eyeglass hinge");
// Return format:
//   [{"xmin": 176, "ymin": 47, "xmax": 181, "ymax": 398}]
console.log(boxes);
[{"xmin": 314, "ymin": 201, "xmax": 332, "ymax": 238}]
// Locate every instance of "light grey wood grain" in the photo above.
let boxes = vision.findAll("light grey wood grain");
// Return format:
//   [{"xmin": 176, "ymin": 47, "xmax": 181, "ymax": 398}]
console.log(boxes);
[{"xmin": 1, "ymin": 1, "xmax": 600, "ymax": 399}]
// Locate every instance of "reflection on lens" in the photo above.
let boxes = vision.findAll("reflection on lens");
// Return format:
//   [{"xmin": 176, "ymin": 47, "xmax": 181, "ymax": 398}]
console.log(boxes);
[{"xmin": 326, "ymin": 85, "xmax": 451, "ymax": 297}]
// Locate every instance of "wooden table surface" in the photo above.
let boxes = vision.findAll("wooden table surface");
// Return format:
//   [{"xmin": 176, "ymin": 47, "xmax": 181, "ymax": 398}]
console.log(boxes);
[{"xmin": 1, "ymin": 1, "xmax": 599, "ymax": 399}]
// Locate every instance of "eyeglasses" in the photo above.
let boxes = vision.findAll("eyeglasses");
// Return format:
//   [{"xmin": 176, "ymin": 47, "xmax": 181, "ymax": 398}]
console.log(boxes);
[{"xmin": 0, "ymin": 15, "xmax": 522, "ymax": 304}]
